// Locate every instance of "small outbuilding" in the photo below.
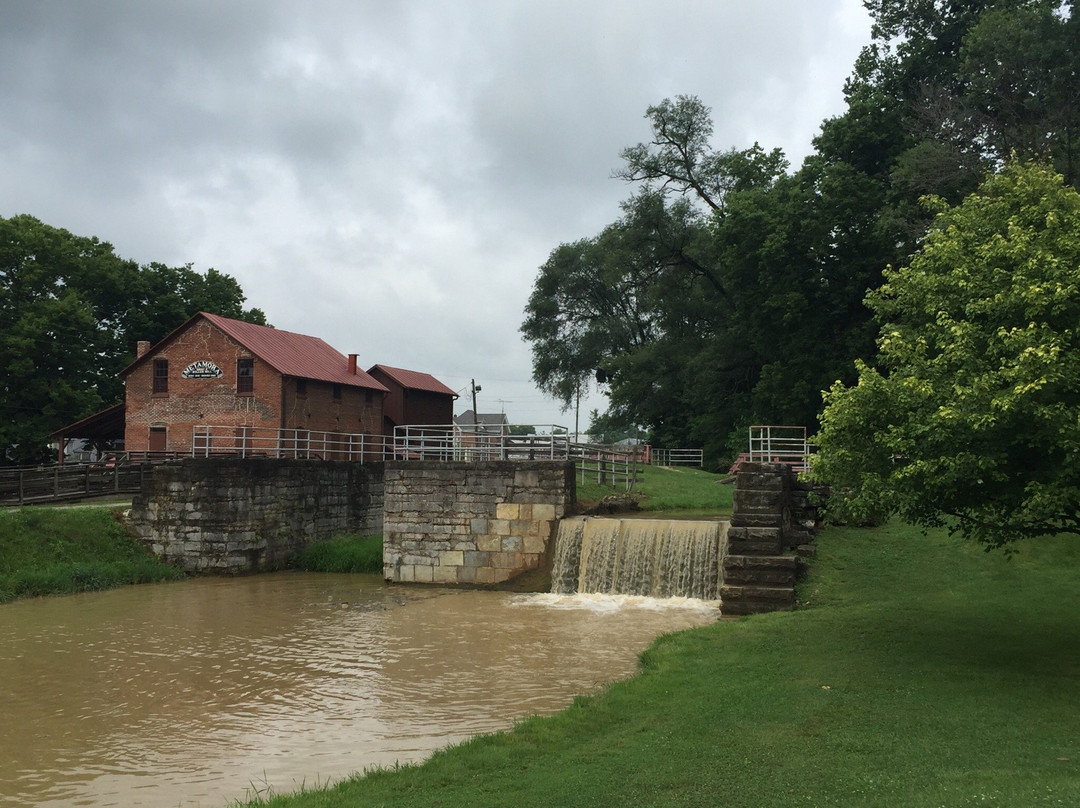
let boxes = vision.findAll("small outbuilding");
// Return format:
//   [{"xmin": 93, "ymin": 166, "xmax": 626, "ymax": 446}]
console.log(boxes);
[{"xmin": 367, "ymin": 364, "xmax": 458, "ymax": 435}]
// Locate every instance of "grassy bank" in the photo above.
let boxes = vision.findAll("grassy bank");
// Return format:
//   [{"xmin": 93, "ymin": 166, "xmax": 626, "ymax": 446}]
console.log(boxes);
[
  {"xmin": 0, "ymin": 506, "xmax": 185, "ymax": 603},
  {"xmin": 241, "ymin": 521, "xmax": 1080, "ymax": 807},
  {"xmin": 294, "ymin": 533, "xmax": 383, "ymax": 573},
  {"xmin": 578, "ymin": 464, "xmax": 733, "ymax": 514}
]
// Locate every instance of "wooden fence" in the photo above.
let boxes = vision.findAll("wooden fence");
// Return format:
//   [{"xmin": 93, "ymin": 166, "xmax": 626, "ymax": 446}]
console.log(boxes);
[{"xmin": 0, "ymin": 463, "xmax": 153, "ymax": 506}]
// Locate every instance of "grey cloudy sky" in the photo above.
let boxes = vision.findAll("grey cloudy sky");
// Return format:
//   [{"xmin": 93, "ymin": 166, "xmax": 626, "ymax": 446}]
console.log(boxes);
[{"xmin": 1, "ymin": 0, "xmax": 871, "ymax": 430}]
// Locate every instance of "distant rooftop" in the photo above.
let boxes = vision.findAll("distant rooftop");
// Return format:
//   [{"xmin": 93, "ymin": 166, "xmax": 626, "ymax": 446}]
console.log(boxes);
[{"xmin": 454, "ymin": 410, "xmax": 510, "ymax": 427}]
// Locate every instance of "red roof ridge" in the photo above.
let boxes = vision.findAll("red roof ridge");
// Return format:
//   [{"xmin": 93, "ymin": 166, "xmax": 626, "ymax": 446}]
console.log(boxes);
[
  {"xmin": 367, "ymin": 363, "xmax": 458, "ymax": 397},
  {"xmin": 123, "ymin": 312, "xmax": 388, "ymax": 392}
]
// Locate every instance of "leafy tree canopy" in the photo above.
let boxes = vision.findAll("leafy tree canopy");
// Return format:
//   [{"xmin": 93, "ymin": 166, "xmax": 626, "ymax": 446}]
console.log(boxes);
[
  {"xmin": 522, "ymin": 96, "xmax": 885, "ymax": 469},
  {"xmin": 522, "ymin": 2, "xmax": 1079, "ymax": 472},
  {"xmin": 813, "ymin": 161, "xmax": 1080, "ymax": 546},
  {"xmin": 0, "ymin": 214, "xmax": 266, "ymax": 463}
]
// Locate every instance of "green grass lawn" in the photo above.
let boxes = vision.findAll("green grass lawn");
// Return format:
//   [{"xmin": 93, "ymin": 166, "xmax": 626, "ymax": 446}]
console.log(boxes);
[
  {"xmin": 0, "ymin": 506, "xmax": 185, "ymax": 603},
  {"xmin": 577, "ymin": 464, "xmax": 733, "ymax": 515},
  {"xmin": 240, "ymin": 521, "xmax": 1080, "ymax": 808}
]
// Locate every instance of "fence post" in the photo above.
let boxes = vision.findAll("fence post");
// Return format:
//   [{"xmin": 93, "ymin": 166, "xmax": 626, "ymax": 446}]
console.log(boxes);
[{"xmin": 19, "ymin": 470, "xmax": 24, "ymax": 505}]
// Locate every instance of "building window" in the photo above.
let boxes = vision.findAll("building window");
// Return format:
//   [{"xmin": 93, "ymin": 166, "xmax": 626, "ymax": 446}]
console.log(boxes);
[
  {"xmin": 296, "ymin": 378, "xmax": 307, "ymax": 396},
  {"xmin": 153, "ymin": 360, "xmax": 168, "ymax": 394},
  {"xmin": 237, "ymin": 358, "xmax": 254, "ymax": 394},
  {"xmin": 332, "ymin": 384, "xmax": 342, "ymax": 400}
]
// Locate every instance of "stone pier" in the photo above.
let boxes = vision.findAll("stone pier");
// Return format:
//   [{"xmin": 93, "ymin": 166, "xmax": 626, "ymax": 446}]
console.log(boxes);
[
  {"xmin": 720, "ymin": 462, "xmax": 822, "ymax": 615},
  {"xmin": 382, "ymin": 460, "xmax": 575, "ymax": 585}
]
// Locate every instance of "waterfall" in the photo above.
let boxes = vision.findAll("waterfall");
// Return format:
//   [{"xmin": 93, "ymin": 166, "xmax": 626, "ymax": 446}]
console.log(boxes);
[{"xmin": 551, "ymin": 517, "xmax": 728, "ymax": 600}]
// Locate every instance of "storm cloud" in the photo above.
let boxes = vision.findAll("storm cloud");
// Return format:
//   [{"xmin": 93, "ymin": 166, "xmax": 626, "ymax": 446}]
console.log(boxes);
[{"xmin": 0, "ymin": 0, "xmax": 870, "ymax": 426}]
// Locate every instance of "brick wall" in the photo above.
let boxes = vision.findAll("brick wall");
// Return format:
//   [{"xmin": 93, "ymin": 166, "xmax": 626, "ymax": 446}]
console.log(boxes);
[
  {"xmin": 125, "ymin": 319, "xmax": 282, "ymax": 453},
  {"xmin": 127, "ymin": 458, "xmax": 384, "ymax": 573},
  {"xmin": 382, "ymin": 460, "xmax": 575, "ymax": 585},
  {"xmin": 125, "ymin": 319, "xmax": 383, "ymax": 453},
  {"xmin": 281, "ymin": 378, "xmax": 384, "ymax": 437}
]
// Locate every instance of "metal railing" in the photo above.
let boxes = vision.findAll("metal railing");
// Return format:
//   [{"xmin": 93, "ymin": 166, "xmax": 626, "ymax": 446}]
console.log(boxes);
[
  {"xmin": 44, "ymin": 424, "xmax": 651, "ymax": 493},
  {"xmin": 395, "ymin": 426, "xmax": 641, "ymax": 490},
  {"xmin": 570, "ymin": 443, "xmax": 641, "ymax": 490},
  {"xmin": 651, "ymin": 447, "xmax": 704, "ymax": 467},
  {"xmin": 748, "ymin": 425, "xmax": 812, "ymax": 472},
  {"xmin": 1, "ymin": 424, "xmax": 650, "ymax": 505},
  {"xmin": 393, "ymin": 424, "xmax": 571, "ymax": 461},
  {"xmin": 192, "ymin": 426, "xmax": 393, "ymax": 461}
]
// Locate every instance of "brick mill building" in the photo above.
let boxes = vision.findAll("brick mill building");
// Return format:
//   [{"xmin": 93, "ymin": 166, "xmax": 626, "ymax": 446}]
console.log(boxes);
[{"xmin": 119, "ymin": 312, "xmax": 454, "ymax": 454}]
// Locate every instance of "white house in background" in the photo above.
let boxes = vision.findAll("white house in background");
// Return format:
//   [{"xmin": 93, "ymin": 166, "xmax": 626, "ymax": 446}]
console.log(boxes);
[{"xmin": 453, "ymin": 410, "xmax": 509, "ymax": 435}]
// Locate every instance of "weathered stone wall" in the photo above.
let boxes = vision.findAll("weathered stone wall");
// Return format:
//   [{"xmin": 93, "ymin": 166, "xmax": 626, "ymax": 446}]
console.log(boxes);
[
  {"xmin": 721, "ymin": 462, "xmax": 823, "ymax": 615},
  {"xmin": 127, "ymin": 458, "xmax": 384, "ymax": 573},
  {"xmin": 382, "ymin": 460, "xmax": 575, "ymax": 585}
]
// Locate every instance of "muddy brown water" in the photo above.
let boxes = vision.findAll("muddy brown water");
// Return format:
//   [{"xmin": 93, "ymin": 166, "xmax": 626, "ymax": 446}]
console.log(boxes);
[{"xmin": 0, "ymin": 573, "xmax": 719, "ymax": 807}]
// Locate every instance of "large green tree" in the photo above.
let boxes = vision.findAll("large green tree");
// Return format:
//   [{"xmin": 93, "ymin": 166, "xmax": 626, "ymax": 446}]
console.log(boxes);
[
  {"xmin": 523, "ymin": 96, "xmax": 886, "ymax": 467},
  {"xmin": 813, "ymin": 161, "xmax": 1080, "ymax": 546},
  {"xmin": 523, "ymin": 2, "xmax": 1079, "ymax": 468},
  {"xmin": 0, "ymin": 214, "xmax": 266, "ymax": 463}
]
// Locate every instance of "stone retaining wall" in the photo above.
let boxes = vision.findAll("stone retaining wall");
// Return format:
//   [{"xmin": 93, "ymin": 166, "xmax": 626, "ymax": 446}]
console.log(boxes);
[
  {"xmin": 382, "ymin": 460, "xmax": 575, "ymax": 585},
  {"xmin": 720, "ymin": 462, "xmax": 823, "ymax": 615},
  {"xmin": 127, "ymin": 458, "xmax": 384, "ymax": 573}
]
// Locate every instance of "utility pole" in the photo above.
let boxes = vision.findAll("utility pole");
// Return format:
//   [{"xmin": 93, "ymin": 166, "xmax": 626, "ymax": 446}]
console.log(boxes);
[
  {"xmin": 471, "ymin": 379, "xmax": 481, "ymax": 432},
  {"xmin": 574, "ymin": 383, "xmax": 580, "ymax": 444}
]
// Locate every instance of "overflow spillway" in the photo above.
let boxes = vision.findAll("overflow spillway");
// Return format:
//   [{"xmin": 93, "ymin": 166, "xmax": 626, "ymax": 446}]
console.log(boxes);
[{"xmin": 551, "ymin": 517, "xmax": 728, "ymax": 600}]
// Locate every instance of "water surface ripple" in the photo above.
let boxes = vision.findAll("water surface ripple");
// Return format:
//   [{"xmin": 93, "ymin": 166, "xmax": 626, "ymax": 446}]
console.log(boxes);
[{"xmin": 0, "ymin": 573, "xmax": 717, "ymax": 807}]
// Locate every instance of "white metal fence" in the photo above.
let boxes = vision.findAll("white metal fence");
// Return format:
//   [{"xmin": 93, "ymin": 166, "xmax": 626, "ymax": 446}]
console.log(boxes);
[
  {"xmin": 393, "ymin": 424, "xmax": 573, "ymax": 461},
  {"xmin": 748, "ymin": 425, "xmax": 812, "ymax": 472},
  {"xmin": 192, "ymin": 426, "xmax": 392, "ymax": 461},
  {"xmin": 188, "ymin": 424, "xmax": 643, "ymax": 490},
  {"xmin": 650, "ymin": 447, "xmax": 704, "ymax": 467}
]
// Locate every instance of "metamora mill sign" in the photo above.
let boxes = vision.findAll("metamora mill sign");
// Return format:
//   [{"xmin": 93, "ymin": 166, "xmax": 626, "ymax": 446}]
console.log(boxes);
[{"xmin": 181, "ymin": 360, "xmax": 224, "ymax": 379}]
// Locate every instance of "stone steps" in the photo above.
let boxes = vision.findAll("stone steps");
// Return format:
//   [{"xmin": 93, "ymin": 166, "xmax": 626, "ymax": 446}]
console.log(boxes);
[
  {"xmin": 718, "ymin": 461, "xmax": 824, "ymax": 617},
  {"xmin": 722, "ymin": 554, "xmax": 798, "ymax": 585},
  {"xmin": 720, "ymin": 554, "xmax": 798, "ymax": 614},
  {"xmin": 719, "ymin": 583, "xmax": 796, "ymax": 615}
]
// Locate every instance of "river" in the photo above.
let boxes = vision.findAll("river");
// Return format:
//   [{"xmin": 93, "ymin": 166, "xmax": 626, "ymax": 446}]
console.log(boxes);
[{"xmin": 0, "ymin": 573, "xmax": 719, "ymax": 807}]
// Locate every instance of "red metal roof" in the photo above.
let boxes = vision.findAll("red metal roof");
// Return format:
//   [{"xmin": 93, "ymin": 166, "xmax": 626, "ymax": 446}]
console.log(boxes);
[
  {"xmin": 123, "ymin": 313, "xmax": 389, "ymax": 392},
  {"xmin": 368, "ymin": 364, "xmax": 458, "ymax": 397}
]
